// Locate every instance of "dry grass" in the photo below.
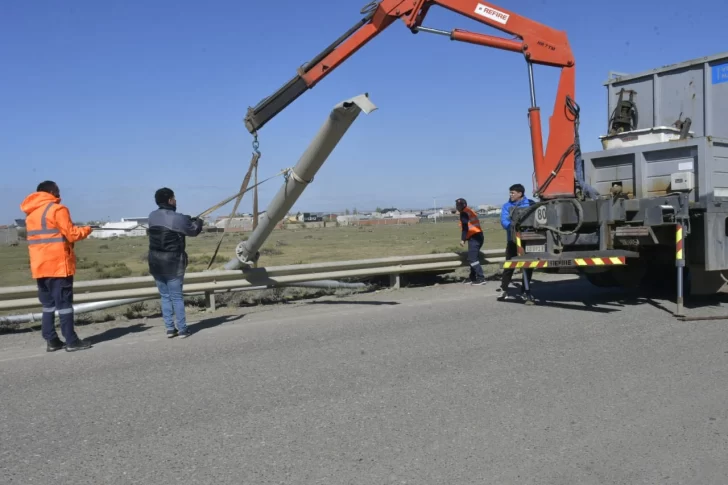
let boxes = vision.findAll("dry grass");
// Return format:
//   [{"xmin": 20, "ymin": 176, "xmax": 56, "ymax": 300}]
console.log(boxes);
[{"xmin": 0, "ymin": 218, "xmax": 506, "ymax": 288}]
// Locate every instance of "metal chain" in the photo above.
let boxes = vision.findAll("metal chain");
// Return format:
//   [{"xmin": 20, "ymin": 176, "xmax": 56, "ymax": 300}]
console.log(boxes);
[{"xmin": 252, "ymin": 130, "xmax": 261, "ymax": 155}]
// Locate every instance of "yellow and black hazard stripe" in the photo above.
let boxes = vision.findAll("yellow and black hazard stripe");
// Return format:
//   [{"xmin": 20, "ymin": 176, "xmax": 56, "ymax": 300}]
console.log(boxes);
[
  {"xmin": 502, "ymin": 260, "xmax": 549, "ymax": 269},
  {"xmin": 502, "ymin": 256, "xmax": 626, "ymax": 269},
  {"xmin": 676, "ymin": 224, "xmax": 684, "ymax": 260},
  {"xmin": 516, "ymin": 232, "xmax": 524, "ymax": 256}
]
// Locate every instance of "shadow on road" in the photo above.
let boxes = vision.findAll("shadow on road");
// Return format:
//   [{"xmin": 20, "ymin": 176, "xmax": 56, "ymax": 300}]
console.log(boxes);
[
  {"xmin": 304, "ymin": 300, "xmax": 399, "ymax": 306},
  {"xmin": 506, "ymin": 276, "xmax": 728, "ymax": 318},
  {"xmin": 85, "ymin": 323, "xmax": 152, "ymax": 345},
  {"xmin": 188, "ymin": 314, "xmax": 244, "ymax": 333}
]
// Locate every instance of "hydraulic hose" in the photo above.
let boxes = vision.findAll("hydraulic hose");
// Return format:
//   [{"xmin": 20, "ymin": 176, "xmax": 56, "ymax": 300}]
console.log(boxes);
[
  {"xmin": 568, "ymin": 96, "xmax": 599, "ymax": 200},
  {"xmin": 533, "ymin": 96, "xmax": 598, "ymax": 201}
]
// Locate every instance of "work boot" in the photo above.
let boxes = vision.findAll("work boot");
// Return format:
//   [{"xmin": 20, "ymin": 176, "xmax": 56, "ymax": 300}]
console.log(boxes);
[
  {"xmin": 65, "ymin": 339, "xmax": 92, "ymax": 352},
  {"xmin": 46, "ymin": 337, "xmax": 65, "ymax": 352},
  {"xmin": 497, "ymin": 288, "xmax": 515, "ymax": 301}
]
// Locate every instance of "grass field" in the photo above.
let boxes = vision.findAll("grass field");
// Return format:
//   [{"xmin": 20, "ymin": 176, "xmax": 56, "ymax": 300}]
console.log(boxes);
[{"xmin": 0, "ymin": 219, "xmax": 506, "ymax": 288}]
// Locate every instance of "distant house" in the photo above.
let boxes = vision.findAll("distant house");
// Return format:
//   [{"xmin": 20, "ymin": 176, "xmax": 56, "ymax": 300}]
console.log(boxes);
[
  {"xmin": 89, "ymin": 221, "xmax": 148, "ymax": 239},
  {"xmin": 0, "ymin": 225, "xmax": 19, "ymax": 246},
  {"xmin": 215, "ymin": 216, "xmax": 253, "ymax": 232},
  {"xmin": 336, "ymin": 214, "xmax": 362, "ymax": 225},
  {"xmin": 121, "ymin": 216, "xmax": 149, "ymax": 225},
  {"xmin": 297, "ymin": 212, "xmax": 324, "ymax": 222},
  {"xmin": 383, "ymin": 210, "xmax": 418, "ymax": 219},
  {"xmin": 477, "ymin": 205, "xmax": 502, "ymax": 216}
]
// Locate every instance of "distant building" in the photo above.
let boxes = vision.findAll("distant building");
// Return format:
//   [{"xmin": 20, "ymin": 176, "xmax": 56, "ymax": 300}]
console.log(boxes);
[
  {"xmin": 336, "ymin": 214, "xmax": 362, "ymax": 225},
  {"xmin": 121, "ymin": 216, "xmax": 149, "ymax": 225},
  {"xmin": 215, "ymin": 216, "xmax": 253, "ymax": 232},
  {"xmin": 297, "ymin": 212, "xmax": 324, "ymax": 223},
  {"xmin": 477, "ymin": 205, "xmax": 502, "ymax": 216},
  {"xmin": 0, "ymin": 225, "xmax": 19, "ymax": 245},
  {"xmin": 89, "ymin": 221, "xmax": 148, "ymax": 239},
  {"xmin": 382, "ymin": 210, "xmax": 418, "ymax": 219}
]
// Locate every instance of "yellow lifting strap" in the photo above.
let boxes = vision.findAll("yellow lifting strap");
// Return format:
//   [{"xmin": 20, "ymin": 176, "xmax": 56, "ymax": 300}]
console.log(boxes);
[
  {"xmin": 199, "ymin": 132, "xmax": 293, "ymax": 270},
  {"xmin": 205, "ymin": 150, "xmax": 260, "ymax": 270}
]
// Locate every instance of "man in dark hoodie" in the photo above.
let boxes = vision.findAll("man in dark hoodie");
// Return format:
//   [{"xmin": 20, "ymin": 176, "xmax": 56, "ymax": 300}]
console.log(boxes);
[{"xmin": 147, "ymin": 187, "xmax": 204, "ymax": 338}]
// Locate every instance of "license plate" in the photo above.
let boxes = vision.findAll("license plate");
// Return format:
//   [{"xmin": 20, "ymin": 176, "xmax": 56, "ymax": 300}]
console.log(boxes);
[{"xmin": 525, "ymin": 244, "xmax": 545, "ymax": 253}]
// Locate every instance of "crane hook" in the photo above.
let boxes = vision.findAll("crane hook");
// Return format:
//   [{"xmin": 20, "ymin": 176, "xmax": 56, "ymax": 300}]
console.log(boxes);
[{"xmin": 252, "ymin": 131, "xmax": 261, "ymax": 155}]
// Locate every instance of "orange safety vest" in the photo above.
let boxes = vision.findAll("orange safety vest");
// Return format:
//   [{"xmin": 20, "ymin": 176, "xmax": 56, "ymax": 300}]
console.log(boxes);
[
  {"xmin": 20, "ymin": 192, "xmax": 92, "ymax": 279},
  {"xmin": 460, "ymin": 206, "xmax": 483, "ymax": 239}
]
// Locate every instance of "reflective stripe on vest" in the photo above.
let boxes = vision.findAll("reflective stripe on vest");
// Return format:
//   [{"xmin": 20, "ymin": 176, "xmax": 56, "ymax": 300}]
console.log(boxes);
[
  {"xmin": 463, "ymin": 207, "xmax": 482, "ymax": 236},
  {"xmin": 26, "ymin": 202, "xmax": 67, "ymax": 245}
]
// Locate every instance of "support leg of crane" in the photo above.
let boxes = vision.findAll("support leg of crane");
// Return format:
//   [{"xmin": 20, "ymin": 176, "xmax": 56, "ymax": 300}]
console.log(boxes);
[
  {"xmin": 675, "ymin": 223, "xmax": 685, "ymax": 317},
  {"xmin": 676, "ymin": 264, "xmax": 684, "ymax": 316},
  {"xmin": 521, "ymin": 270, "xmax": 535, "ymax": 306},
  {"xmin": 225, "ymin": 93, "xmax": 378, "ymax": 271}
]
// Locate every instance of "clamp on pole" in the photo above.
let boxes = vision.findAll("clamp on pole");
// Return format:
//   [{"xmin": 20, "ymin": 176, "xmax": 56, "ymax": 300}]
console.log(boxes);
[{"xmin": 290, "ymin": 170, "xmax": 314, "ymax": 185}]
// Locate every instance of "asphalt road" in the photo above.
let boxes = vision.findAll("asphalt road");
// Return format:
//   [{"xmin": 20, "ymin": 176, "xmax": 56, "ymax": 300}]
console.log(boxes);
[{"xmin": 1, "ymin": 274, "xmax": 727, "ymax": 484}]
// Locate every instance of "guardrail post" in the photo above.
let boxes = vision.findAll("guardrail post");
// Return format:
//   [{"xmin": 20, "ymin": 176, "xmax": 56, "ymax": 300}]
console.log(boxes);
[
  {"xmin": 204, "ymin": 291, "xmax": 216, "ymax": 312},
  {"xmin": 389, "ymin": 273, "xmax": 401, "ymax": 289}
]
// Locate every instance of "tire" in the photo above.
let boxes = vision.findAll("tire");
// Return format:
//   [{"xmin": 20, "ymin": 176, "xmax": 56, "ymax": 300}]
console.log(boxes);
[{"xmin": 584, "ymin": 270, "xmax": 619, "ymax": 288}]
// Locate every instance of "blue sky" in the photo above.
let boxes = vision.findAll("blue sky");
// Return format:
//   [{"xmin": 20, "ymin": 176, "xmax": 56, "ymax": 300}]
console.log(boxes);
[{"xmin": 1, "ymin": 0, "xmax": 724, "ymax": 223}]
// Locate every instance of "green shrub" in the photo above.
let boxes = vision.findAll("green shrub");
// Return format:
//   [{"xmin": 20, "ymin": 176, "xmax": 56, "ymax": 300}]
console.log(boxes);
[
  {"xmin": 77, "ymin": 259, "xmax": 101, "ymax": 270},
  {"xmin": 97, "ymin": 262, "xmax": 133, "ymax": 279}
]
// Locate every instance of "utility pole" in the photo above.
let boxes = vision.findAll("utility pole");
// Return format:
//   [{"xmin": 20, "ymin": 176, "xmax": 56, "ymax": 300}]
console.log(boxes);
[{"xmin": 432, "ymin": 194, "xmax": 445, "ymax": 223}]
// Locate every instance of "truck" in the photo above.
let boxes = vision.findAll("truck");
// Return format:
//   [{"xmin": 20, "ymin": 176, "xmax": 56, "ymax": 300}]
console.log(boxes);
[
  {"xmin": 509, "ymin": 51, "xmax": 728, "ymax": 314},
  {"xmin": 238, "ymin": 0, "xmax": 728, "ymax": 313}
]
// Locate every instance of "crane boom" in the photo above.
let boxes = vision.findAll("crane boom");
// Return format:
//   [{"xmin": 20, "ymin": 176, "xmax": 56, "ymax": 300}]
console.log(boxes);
[{"xmin": 243, "ymin": 0, "xmax": 580, "ymax": 199}]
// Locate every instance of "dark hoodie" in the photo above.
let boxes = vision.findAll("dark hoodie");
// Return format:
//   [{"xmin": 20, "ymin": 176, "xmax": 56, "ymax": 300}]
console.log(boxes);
[{"xmin": 147, "ymin": 203, "xmax": 203, "ymax": 278}]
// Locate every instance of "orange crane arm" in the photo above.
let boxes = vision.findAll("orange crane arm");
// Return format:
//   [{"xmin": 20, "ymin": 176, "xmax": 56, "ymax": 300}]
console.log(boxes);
[{"xmin": 243, "ymin": 0, "xmax": 579, "ymax": 199}]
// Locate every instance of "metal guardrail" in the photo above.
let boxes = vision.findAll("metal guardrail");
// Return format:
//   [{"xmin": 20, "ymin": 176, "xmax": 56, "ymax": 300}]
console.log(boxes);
[{"xmin": 0, "ymin": 250, "xmax": 506, "ymax": 312}]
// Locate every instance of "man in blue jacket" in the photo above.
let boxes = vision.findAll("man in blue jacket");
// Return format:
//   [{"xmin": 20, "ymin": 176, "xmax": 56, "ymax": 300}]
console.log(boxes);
[{"xmin": 498, "ymin": 183, "xmax": 534, "ymax": 301}]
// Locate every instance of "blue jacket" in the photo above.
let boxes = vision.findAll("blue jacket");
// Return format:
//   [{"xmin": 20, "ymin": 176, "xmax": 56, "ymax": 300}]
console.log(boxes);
[{"xmin": 500, "ymin": 197, "xmax": 533, "ymax": 242}]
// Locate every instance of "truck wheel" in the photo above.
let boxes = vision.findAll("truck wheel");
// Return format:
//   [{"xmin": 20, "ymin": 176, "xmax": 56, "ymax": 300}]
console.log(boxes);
[
  {"xmin": 610, "ymin": 263, "xmax": 648, "ymax": 289},
  {"xmin": 584, "ymin": 271, "xmax": 619, "ymax": 288},
  {"xmin": 583, "ymin": 261, "xmax": 647, "ymax": 289}
]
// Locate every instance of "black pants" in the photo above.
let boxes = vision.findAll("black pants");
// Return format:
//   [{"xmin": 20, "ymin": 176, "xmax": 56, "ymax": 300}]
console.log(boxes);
[
  {"xmin": 467, "ymin": 233, "xmax": 485, "ymax": 281},
  {"xmin": 500, "ymin": 241, "xmax": 533, "ymax": 291},
  {"xmin": 37, "ymin": 276, "xmax": 79, "ymax": 343}
]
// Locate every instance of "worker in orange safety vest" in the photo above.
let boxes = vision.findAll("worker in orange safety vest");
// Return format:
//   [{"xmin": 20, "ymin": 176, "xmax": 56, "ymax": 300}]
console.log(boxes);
[
  {"xmin": 456, "ymin": 198, "xmax": 486, "ymax": 285},
  {"xmin": 20, "ymin": 180, "xmax": 94, "ymax": 352}
]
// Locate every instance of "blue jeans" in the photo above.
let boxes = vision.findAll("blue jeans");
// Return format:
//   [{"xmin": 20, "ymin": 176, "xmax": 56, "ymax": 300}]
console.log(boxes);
[
  {"xmin": 467, "ymin": 234, "xmax": 485, "ymax": 281},
  {"xmin": 37, "ymin": 276, "xmax": 79, "ymax": 344},
  {"xmin": 154, "ymin": 275, "xmax": 187, "ymax": 332}
]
